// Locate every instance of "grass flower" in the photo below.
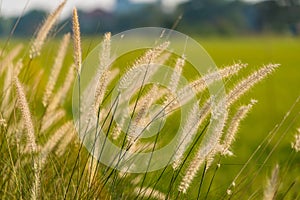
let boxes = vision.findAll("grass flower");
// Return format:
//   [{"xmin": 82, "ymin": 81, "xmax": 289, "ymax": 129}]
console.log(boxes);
[
  {"xmin": 30, "ymin": 1, "xmax": 66, "ymax": 58},
  {"xmin": 72, "ymin": 8, "xmax": 82, "ymax": 74},
  {"xmin": 291, "ymin": 129, "xmax": 300, "ymax": 152},
  {"xmin": 43, "ymin": 33, "xmax": 70, "ymax": 107}
]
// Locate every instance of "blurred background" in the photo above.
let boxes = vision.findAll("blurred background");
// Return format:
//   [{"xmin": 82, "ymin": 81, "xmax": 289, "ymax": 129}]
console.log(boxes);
[
  {"xmin": 1, "ymin": 1, "xmax": 299, "ymax": 143},
  {"xmin": 1, "ymin": 1, "xmax": 300, "ymax": 197},
  {"xmin": 0, "ymin": 0, "xmax": 300, "ymax": 37}
]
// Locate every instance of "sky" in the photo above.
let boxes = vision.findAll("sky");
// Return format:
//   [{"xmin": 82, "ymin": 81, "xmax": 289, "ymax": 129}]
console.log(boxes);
[{"xmin": 0, "ymin": 0, "xmax": 264, "ymax": 18}]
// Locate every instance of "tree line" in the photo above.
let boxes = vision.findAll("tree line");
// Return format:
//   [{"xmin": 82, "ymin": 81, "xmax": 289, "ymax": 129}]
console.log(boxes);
[{"xmin": 1, "ymin": 0, "xmax": 300, "ymax": 37}]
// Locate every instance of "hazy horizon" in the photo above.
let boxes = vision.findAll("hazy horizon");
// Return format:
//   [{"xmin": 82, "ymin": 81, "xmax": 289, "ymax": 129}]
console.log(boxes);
[{"xmin": 0, "ymin": 0, "xmax": 264, "ymax": 19}]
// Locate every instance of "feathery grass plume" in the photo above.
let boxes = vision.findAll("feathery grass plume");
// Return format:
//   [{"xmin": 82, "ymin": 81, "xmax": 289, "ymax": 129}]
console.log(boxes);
[
  {"xmin": 43, "ymin": 76, "xmax": 72, "ymax": 130},
  {"xmin": 129, "ymin": 84, "xmax": 167, "ymax": 115},
  {"xmin": 94, "ymin": 70, "xmax": 110, "ymax": 113},
  {"xmin": 176, "ymin": 62, "xmax": 247, "ymax": 106},
  {"xmin": 40, "ymin": 121, "xmax": 73, "ymax": 166},
  {"xmin": 55, "ymin": 64, "xmax": 76, "ymax": 102},
  {"xmin": 163, "ymin": 92, "xmax": 180, "ymax": 114},
  {"xmin": 226, "ymin": 64, "xmax": 279, "ymax": 107},
  {"xmin": 72, "ymin": 8, "xmax": 82, "ymax": 74},
  {"xmin": 192, "ymin": 72, "xmax": 275, "ymax": 186},
  {"xmin": 40, "ymin": 109, "xmax": 66, "ymax": 133},
  {"xmin": 134, "ymin": 187, "xmax": 166, "ymax": 200},
  {"xmin": 291, "ymin": 129, "xmax": 300, "ymax": 152},
  {"xmin": 14, "ymin": 77, "xmax": 40, "ymax": 200},
  {"xmin": 14, "ymin": 77, "xmax": 37, "ymax": 153},
  {"xmin": 175, "ymin": 65, "xmax": 276, "ymax": 182},
  {"xmin": 169, "ymin": 56, "xmax": 185, "ymax": 93},
  {"xmin": 1, "ymin": 63, "xmax": 13, "ymax": 111},
  {"xmin": 46, "ymin": 64, "xmax": 75, "ymax": 113},
  {"xmin": 130, "ymin": 84, "xmax": 160, "ymax": 113},
  {"xmin": 221, "ymin": 99, "xmax": 257, "ymax": 156},
  {"xmin": 179, "ymin": 99, "xmax": 228, "ymax": 193},
  {"xmin": 263, "ymin": 164, "xmax": 280, "ymax": 200},
  {"xmin": 118, "ymin": 41, "xmax": 170, "ymax": 90},
  {"xmin": 190, "ymin": 62, "xmax": 247, "ymax": 93},
  {"xmin": 0, "ymin": 113, "xmax": 6, "ymax": 128},
  {"xmin": 107, "ymin": 68, "xmax": 120, "ymax": 84},
  {"xmin": 112, "ymin": 116, "xmax": 125, "ymax": 140},
  {"xmin": 205, "ymin": 144, "xmax": 223, "ymax": 170},
  {"xmin": 172, "ymin": 99, "xmax": 212, "ymax": 137},
  {"xmin": 94, "ymin": 32, "xmax": 112, "ymax": 113},
  {"xmin": 155, "ymin": 51, "xmax": 171, "ymax": 66},
  {"xmin": 43, "ymin": 33, "xmax": 70, "ymax": 107},
  {"xmin": 0, "ymin": 44, "xmax": 23, "ymax": 75},
  {"xmin": 127, "ymin": 85, "xmax": 159, "ymax": 143},
  {"xmin": 135, "ymin": 41, "xmax": 170, "ymax": 65},
  {"xmin": 178, "ymin": 156, "xmax": 206, "ymax": 193},
  {"xmin": 29, "ymin": 1, "xmax": 66, "ymax": 59},
  {"xmin": 90, "ymin": 68, "xmax": 119, "ymax": 117},
  {"xmin": 99, "ymin": 32, "xmax": 111, "ymax": 72},
  {"xmin": 55, "ymin": 126, "xmax": 76, "ymax": 156},
  {"xmin": 165, "ymin": 62, "xmax": 246, "ymax": 113},
  {"xmin": 172, "ymin": 101, "xmax": 200, "ymax": 170}
]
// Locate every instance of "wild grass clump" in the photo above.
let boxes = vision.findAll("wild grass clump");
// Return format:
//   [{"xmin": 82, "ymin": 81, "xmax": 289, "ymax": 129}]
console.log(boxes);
[{"xmin": 0, "ymin": 2, "xmax": 299, "ymax": 200}]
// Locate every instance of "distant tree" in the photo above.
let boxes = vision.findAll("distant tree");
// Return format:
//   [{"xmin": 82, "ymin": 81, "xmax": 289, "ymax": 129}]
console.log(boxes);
[
  {"xmin": 0, "ymin": 0, "xmax": 299, "ymax": 37},
  {"xmin": 14, "ymin": 10, "xmax": 47, "ymax": 37},
  {"xmin": 175, "ymin": 0, "xmax": 250, "ymax": 35},
  {"xmin": 254, "ymin": 0, "xmax": 300, "ymax": 34}
]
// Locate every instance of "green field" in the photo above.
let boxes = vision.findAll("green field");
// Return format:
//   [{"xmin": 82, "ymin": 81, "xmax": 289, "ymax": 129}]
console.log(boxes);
[
  {"xmin": 197, "ymin": 37, "xmax": 300, "ymax": 199},
  {"xmin": 200, "ymin": 36, "xmax": 300, "ymax": 150},
  {"xmin": 1, "ymin": 35, "xmax": 300, "ymax": 199}
]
